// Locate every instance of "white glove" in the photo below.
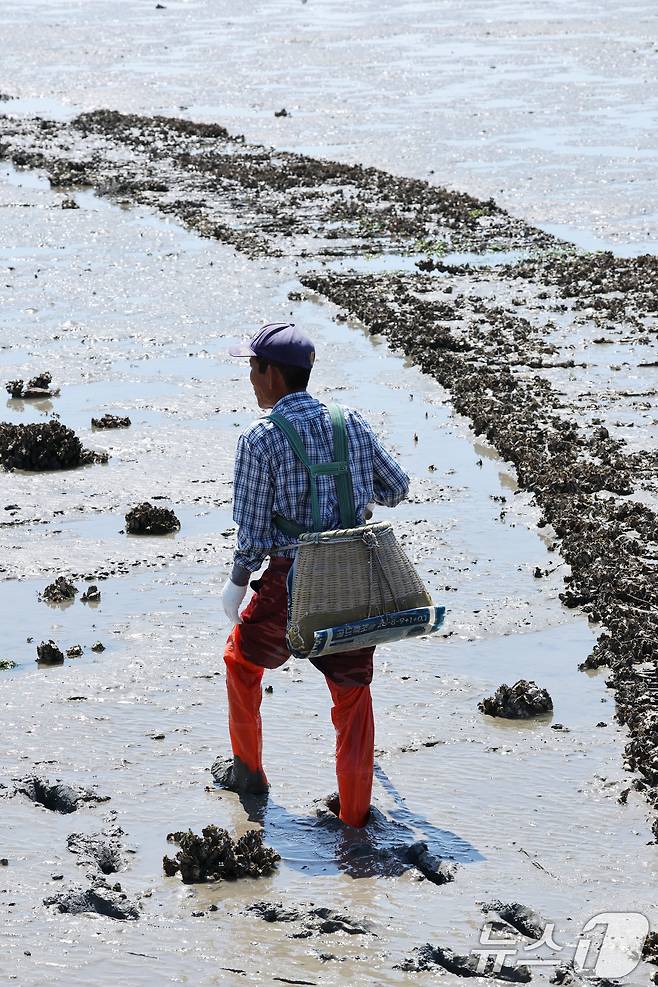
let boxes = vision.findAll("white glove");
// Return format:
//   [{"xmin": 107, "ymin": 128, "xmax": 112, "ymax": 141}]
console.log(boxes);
[
  {"xmin": 365, "ymin": 502, "xmax": 376, "ymax": 520},
  {"xmin": 221, "ymin": 578, "xmax": 247, "ymax": 625}
]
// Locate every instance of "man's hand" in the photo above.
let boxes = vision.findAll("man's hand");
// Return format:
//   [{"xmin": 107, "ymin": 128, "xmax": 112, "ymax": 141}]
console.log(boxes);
[
  {"xmin": 221, "ymin": 578, "xmax": 247, "ymax": 625},
  {"xmin": 365, "ymin": 501, "xmax": 376, "ymax": 520}
]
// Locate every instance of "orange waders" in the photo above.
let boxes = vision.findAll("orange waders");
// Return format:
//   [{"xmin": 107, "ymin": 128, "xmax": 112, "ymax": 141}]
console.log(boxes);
[{"xmin": 223, "ymin": 557, "xmax": 375, "ymax": 828}]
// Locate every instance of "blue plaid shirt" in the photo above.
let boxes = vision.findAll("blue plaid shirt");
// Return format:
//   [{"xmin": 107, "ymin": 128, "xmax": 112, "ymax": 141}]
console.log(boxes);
[{"xmin": 232, "ymin": 391, "xmax": 410, "ymax": 573}]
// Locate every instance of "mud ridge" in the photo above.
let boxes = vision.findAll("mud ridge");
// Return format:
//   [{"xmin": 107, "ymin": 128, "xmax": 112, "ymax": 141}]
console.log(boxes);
[
  {"xmin": 0, "ymin": 109, "xmax": 556, "ymax": 257},
  {"xmin": 300, "ymin": 269, "xmax": 658, "ymax": 828}
]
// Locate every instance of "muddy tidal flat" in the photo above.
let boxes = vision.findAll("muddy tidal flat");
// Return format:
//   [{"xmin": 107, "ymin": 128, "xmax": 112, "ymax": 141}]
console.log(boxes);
[{"xmin": 1, "ymin": 3, "xmax": 658, "ymax": 986}]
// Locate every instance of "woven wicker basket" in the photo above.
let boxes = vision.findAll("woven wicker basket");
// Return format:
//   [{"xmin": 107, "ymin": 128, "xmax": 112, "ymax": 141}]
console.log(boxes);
[{"xmin": 286, "ymin": 521, "xmax": 432, "ymax": 656}]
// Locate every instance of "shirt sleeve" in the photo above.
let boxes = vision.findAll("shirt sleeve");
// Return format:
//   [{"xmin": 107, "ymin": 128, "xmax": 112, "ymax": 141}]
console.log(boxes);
[
  {"xmin": 372, "ymin": 432, "xmax": 410, "ymax": 506},
  {"xmin": 350, "ymin": 410, "xmax": 410, "ymax": 507},
  {"xmin": 232, "ymin": 431, "xmax": 276, "ymax": 573}
]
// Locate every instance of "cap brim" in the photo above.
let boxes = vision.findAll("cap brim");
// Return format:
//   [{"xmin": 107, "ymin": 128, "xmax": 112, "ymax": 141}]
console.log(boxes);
[{"xmin": 228, "ymin": 342, "xmax": 256, "ymax": 358}]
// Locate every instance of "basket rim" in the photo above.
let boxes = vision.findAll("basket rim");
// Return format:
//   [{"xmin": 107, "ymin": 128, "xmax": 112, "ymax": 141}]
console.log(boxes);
[{"xmin": 298, "ymin": 520, "xmax": 393, "ymax": 543}]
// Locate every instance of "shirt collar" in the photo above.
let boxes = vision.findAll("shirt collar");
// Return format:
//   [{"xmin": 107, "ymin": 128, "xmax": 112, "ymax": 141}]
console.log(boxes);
[{"xmin": 270, "ymin": 391, "xmax": 317, "ymax": 415}]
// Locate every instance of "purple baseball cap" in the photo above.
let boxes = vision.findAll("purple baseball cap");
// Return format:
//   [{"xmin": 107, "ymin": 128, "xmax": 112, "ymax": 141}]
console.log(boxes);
[{"xmin": 229, "ymin": 322, "xmax": 316, "ymax": 370}]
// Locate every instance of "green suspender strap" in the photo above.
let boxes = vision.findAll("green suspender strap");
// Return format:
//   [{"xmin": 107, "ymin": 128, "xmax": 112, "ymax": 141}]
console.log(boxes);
[{"xmin": 266, "ymin": 403, "xmax": 357, "ymax": 535}]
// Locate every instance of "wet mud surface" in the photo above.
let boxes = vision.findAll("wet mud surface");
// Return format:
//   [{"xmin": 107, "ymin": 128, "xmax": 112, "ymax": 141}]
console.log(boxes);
[
  {"xmin": 300, "ymin": 264, "xmax": 658, "ymax": 827},
  {"xmin": 1, "ymin": 104, "xmax": 657, "ymax": 986}
]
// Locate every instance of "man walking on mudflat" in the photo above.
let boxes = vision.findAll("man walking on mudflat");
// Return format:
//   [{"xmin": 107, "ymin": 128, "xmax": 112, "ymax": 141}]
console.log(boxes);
[{"xmin": 217, "ymin": 322, "xmax": 409, "ymax": 827}]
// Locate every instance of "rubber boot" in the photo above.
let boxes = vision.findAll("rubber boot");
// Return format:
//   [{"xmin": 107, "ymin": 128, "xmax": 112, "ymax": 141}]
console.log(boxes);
[
  {"xmin": 326, "ymin": 679, "xmax": 374, "ymax": 827},
  {"xmin": 223, "ymin": 628, "xmax": 269, "ymax": 794}
]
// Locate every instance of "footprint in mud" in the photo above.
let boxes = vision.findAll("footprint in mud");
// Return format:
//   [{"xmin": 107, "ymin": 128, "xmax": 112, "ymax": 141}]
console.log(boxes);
[
  {"xmin": 210, "ymin": 757, "xmax": 478, "ymax": 882},
  {"xmin": 247, "ymin": 900, "xmax": 373, "ymax": 937},
  {"xmin": 481, "ymin": 900, "xmax": 548, "ymax": 940},
  {"xmin": 44, "ymin": 881, "xmax": 140, "ymax": 921},
  {"xmin": 400, "ymin": 943, "xmax": 531, "ymax": 982},
  {"xmin": 67, "ymin": 829, "xmax": 126, "ymax": 875},
  {"xmin": 11, "ymin": 776, "xmax": 110, "ymax": 814}
]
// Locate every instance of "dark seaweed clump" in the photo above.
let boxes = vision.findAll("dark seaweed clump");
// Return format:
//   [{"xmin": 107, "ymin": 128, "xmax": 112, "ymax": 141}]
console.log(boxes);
[
  {"xmin": 479, "ymin": 680, "xmax": 553, "ymax": 719},
  {"xmin": 0, "ymin": 420, "xmax": 108, "ymax": 471},
  {"xmin": 36, "ymin": 640, "xmax": 64, "ymax": 663},
  {"xmin": 125, "ymin": 501, "xmax": 180, "ymax": 534},
  {"xmin": 91, "ymin": 414, "xmax": 131, "ymax": 429},
  {"xmin": 163, "ymin": 824, "xmax": 279, "ymax": 883},
  {"xmin": 6, "ymin": 371, "xmax": 59, "ymax": 398},
  {"xmin": 41, "ymin": 576, "xmax": 78, "ymax": 604}
]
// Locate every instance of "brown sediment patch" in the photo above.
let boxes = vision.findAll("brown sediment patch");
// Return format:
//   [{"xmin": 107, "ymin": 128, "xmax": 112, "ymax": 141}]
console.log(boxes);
[
  {"xmin": 479, "ymin": 680, "xmax": 553, "ymax": 719},
  {"xmin": 163, "ymin": 824, "xmax": 279, "ymax": 883},
  {"xmin": 0, "ymin": 420, "xmax": 108, "ymax": 471},
  {"xmin": 2, "ymin": 106, "xmax": 657, "ymax": 836},
  {"xmin": 125, "ymin": 501, "xmax": 181, "ymax": 534}
]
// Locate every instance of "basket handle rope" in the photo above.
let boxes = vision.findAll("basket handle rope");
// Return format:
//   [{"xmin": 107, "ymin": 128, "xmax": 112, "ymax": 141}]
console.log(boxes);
[{"xmin": 266, "ymin": 404, "xmax": 357, "ymax": 532}]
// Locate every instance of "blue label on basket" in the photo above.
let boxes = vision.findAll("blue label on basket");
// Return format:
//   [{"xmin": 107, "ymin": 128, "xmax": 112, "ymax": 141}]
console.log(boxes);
[{"xmin": 304, "ymin": 606, "xmax": 446, "ymax": 659}]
